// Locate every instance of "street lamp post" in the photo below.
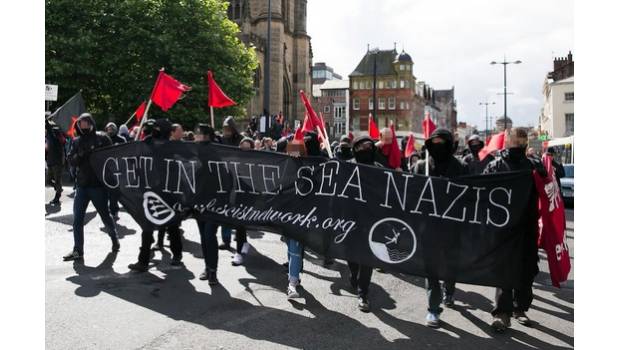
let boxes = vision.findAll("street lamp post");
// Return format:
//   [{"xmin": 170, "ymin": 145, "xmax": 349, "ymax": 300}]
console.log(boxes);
[
  {"xmin": 490, "ymin": 56, "xmax": 521, "ymax": 131},
  {"xmin": 263, "ymin": 0, "xmax": 272, "ymax": 117},
  {"xmin": 371, "ymin": 48, "xmax": 379, "ymax": 125},
  {"xmin": 479, "ymin": 101, "xmax": 495, "ymax": 139}
]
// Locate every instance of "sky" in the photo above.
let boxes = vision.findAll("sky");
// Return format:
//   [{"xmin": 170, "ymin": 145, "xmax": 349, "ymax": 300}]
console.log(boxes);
[{"xmin": 307, "ymin": 0, "xmax": 574, "ymax": 130}]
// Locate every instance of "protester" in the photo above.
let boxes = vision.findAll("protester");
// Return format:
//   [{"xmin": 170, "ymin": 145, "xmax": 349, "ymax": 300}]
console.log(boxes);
[
  {"xmin": 105, "ymin": 122, "xmax": 127, "ymax": 144},
  {"xmin": 230, "ymin": 137, "xmax": 253, "ymax": 266},
  {"xmin": 526, "ymin": 147, "xmax": 539, "ymax": 160},
  {"xmin": 374, "ymin": 127, "xmax": 400, "ymax": 170},
  {"xmin": 221, "ymin": 116, "xmax": 242, "ymax": 146},
  {"xmin": 104, "ymin": 122, "xmax": 126, "ymax": 220},
  {"xmin": 335, "ymin": 135, "xmax": 354, "ymax": 161},
  {"xmin": 483, "ymin": 127, "xmax": 545, "ymax": 331},
  {"xmin": 118, "ymin": 124, "xmax": 130, "ymax": 140},
  {"xmin": 546, "ymin": 147, "xmax": 566, "ymax": 190},
  {"xmin": 461, "ymin": 134, "xmax": 491, "ymax": 175},
  {"xmin": 171, "ymin": 123, "xmax": 184, "ymax": 141},
  {"xmin": 128, "ymin": 119, "xmax": 184, "ymax": 272},
  {"xmin": 45, "ymin": 118, "xmax": 66, "ymax": 206},
  {"xmin": 413, "ymin": 128, "xmax": 469, "ymax": 327},
  {"xmin": 63, "ymin": 113, "xmax": 120, "ymax": 261},
  {"xmin": 407, "ymin": 151, "xmax": 421, "ymax": 171}
]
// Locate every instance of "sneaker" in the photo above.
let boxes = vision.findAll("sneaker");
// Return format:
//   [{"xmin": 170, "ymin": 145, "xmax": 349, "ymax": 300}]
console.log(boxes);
[
  {"xmin": 111, "ymin": 240, "xmax": 120, "ymax": 252},
  {"xmin": 513, "ymin": 311, "xmax": 532, "ymax": 326},
  {"xmin": 62, "ymin": 251, "xmax": 83, "ymax": 261},
  {"xmin": 426, "ymin": 312, "xmax": 440, "ymax": 328},
  {"xmin": 170, "ymin": 257, "xmax": 183, "ymax": 266},
  {"xmin": 199, "ymin": 270, "xmax": 208, "ymax": 280},
  {"xmin": 231, "ymin": 252, "xmax": 244, "ymax": 266},
  {"xmin": 218, "ymin": 242, "xmax": 232, "ymax": 251},
  {"xmin": 443, "ymin": 294, "xmax": 455, "ymax": 308},
  {"xmin": 357, "ymin": 296, "xmax": 370, "ymax": 312},
  {"xmin": 207, "ymin": 269, "xmax": 219, "ymax": 286},
  {"xmin": 492, "ymin": 314, "xmax": 511, "ymax": 332},
  {"xmin": 152, "ymin": 243, "xmax": 165, "ymax": 251},
  {"xmin": 48, "ymin": 198, "xmax": 61, "ymax": 206},
  {"xmin": 287, "ymin": 284, "xmax": 300, "ymax": 299},
  {"xmin": 128, "ymin": 262, "xmax": 148, "ymax": 272}
]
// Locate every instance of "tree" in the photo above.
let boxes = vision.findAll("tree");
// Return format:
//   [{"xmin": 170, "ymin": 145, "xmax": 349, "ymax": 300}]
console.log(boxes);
[{"xmin": 46, "ymin": 0, "xmax": 258, "ymax": 128}]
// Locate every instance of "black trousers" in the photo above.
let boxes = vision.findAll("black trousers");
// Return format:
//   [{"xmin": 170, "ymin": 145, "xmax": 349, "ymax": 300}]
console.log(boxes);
[
  {"xmin": 347, "ymin": 262, "xmax": 373, "ymax": 298},
  {"xmin": 492, "ymin": 274, "xmax": 535, "ymax": 315},
  {"xmin": 138, "ymin": 222, "xmax": 183, "ymax": 264}
]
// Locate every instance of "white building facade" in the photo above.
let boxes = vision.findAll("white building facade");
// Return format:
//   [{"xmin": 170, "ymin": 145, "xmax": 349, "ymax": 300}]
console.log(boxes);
[{"xmin": 540, "ymin": 76, "xmax": 574, "ymax": 138}]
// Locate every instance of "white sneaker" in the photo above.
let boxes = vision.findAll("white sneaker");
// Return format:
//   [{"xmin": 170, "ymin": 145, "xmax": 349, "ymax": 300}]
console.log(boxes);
[
  {"xmin": 232, "ymin": 252, "xmax": 244, "ymax": 266},
  {"xmin": 287, "ymin": 284, "xmax": 300, "ymax": 299},
  {"xmin": 426, "ymin": 312, "xmax": 440, "ymax": 328},
  {"xmin": 241, "ymin": 242, "xmax": 251, "ymax": 255}
]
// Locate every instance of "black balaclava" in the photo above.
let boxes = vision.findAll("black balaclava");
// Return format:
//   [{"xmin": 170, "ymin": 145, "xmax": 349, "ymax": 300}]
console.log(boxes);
[
  {"xmin": 339, "ymin": 144, "xmax": 353, "ymax": 159},
  {"xmin": 352, "ymin": 136, "xmax": 376, "ymax": 165},
  {"xmin": 303, "ymin": 131, "xmax": 322, "ymax": 156},
  {"xmin": 152, "ymin": 118, "xmax": 173, "ymax": 140},
  {"xmin": 467, "ymin": 135, "xmax": 484, "ymax": 156},
  {"xmin": 424, "ymin": 128, "xmax": 454, "ymax": 164},
  {"xmin": 76, "ymin": 113, "xmax": 95, "ymax": 136},
  {"xmin": 507, "ymin": 146, "xmax": 527, "ymax": 163}
]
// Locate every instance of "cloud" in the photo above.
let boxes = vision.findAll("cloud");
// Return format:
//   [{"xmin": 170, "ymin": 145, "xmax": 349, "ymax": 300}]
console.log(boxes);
[{"xmin": 307, "ymin": 0, "xmax": 573, "ymax": 128}]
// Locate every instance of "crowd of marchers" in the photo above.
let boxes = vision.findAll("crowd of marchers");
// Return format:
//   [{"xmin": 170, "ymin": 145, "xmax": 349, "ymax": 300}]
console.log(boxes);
[{"xmin": 45, "ymin": 113, "xmax": 566, "ymax": 332}]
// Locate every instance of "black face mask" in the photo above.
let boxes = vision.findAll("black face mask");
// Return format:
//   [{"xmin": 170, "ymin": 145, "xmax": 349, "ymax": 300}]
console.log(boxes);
[
  {"xmin": 469, "ymin": 143, "xmax": 483, "ymax": 155},
  {"xmin": 428, "ymin": 142, "xmax": 452, "ymax": 163},
  {"xmin": 339, "ymin": 146, "xmax": 352, "ymax": 158},
  {"xmin": 507, "ymin": 147, "xmax": 526, "ymax": 162},
  {"xmin": 354, "ymin": 149, "xmax": 374, "ymax": 164}
]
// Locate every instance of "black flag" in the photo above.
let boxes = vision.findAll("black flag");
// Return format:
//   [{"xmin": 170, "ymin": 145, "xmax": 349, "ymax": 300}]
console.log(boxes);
[{"xmin": 49, "ymin": 91, "xmax": 85, "ymax": 135}]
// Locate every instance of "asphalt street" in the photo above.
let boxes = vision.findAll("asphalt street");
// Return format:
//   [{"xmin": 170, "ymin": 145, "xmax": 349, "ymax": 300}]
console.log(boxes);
[{"xmin": 45, "ymin": 186, "xmax": 574, "ymax": 350}]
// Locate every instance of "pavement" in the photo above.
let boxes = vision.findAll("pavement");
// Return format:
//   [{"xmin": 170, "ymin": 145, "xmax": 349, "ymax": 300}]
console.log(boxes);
[{"xmin": 45, "ymin": 186, "xmax": 574, "ymax": 350}]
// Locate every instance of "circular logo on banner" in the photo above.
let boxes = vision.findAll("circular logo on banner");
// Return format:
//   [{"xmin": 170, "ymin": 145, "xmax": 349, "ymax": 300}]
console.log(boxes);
[{"xmin": 368, "ymin": 218, "xmax": 417, "ymax": 264}]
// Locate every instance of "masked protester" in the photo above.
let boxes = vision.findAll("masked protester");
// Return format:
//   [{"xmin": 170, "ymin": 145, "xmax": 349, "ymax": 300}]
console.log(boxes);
[
  {"xmin": 128, "ymin": 119, "xmax": 185, "ymax": 272},
  {"xmin": 105, "ymin": 122, "xmax": 127, "ymax": 144},
  {"xmin": 413, "ymin": 128, "xmax": 469, "ymax": 328},
  {"xmin": 118, "ymin": 124, "xmax": 130, "ymax": 140},
  {"xmin": 63, "ymin": 113, "xmax": 120, "ymax": 261},
  {"xmin": 45, "ymin": 118, "xmax": 66, "ymax": 206},
  {"xmin": 461, "ymin": 134, "xmax": 491, "ymax": 175},
  {"xmin": 344, "ymin": 135, "xmax": 384, "ymax": 312},
  {"xmin": 335, "ymin": 135, "xmax": 354, "ymax": 161},
  {"xmin": 221, "ymin": 116, "xmax": 242, "ymax": 146},
  {"xmin": 483, "ymin": 127, "xmax": 546, "ymax": 331}
]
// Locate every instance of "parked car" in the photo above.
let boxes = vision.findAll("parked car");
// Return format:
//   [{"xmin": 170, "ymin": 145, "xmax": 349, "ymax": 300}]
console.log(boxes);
[{"xmin": 560, "ymin": 163, "xmax": 574, "ymax": 208}]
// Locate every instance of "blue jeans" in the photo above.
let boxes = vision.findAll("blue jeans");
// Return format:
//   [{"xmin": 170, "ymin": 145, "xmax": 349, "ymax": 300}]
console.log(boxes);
[
  {"xmin": 426, "ymin": 278, "xmax": 455, "ymax": 314},
  {"xmin": 287, "ymin": 239, "xmax": 303, "ymax": 283},
  {"xmin": 221, "ymin": 226, "xmax": 232, "ymax": 244},
  {"xmin": 72, "ymin": 186, "xmax": 118, "ymax": 254}
]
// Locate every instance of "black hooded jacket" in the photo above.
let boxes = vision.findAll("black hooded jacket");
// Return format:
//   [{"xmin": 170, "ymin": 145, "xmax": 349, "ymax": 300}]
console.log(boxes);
[
  {"xmin": 45, "ymin": 120, "xmax": 66, "ymax": 167},
  {"xmin": 221, "ymin": 116, "xmax": 242, "ymax": 146},
  {"xmin": 68, "ymin": 114, "xmax": 112, "ymax": 187},
  {"xmin": 413, "ymin": 128, "xmax": 468, "ymax": 177}
]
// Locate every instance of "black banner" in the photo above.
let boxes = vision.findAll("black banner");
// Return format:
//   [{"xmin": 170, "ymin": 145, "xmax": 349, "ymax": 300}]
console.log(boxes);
[{"xmin": 90, "ymin": 141, "xmax": 534, "ymax": 288}]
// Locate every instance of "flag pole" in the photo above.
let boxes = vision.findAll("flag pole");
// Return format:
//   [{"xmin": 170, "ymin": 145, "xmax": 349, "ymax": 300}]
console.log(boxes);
[
  {"xmin": 210, "ymin": 106, "xmax": 215, "ymax": 128},
  {"xmin": 425, "ymin": 149, "xmax": 429, "ymax": 176},
  {"xmin": 135, "ymin": 67, "xmax": 164, "ymax": 140},
  {"xmin": 124, "ymin": 111, "xmax": 136, "ymax": 126}
]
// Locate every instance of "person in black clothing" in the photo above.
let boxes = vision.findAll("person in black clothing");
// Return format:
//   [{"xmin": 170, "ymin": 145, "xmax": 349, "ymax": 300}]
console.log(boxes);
[
  {"xmin": 413, "ymin": 128, "xmax": 469, "ymax": 328},
  {"xmin": 221, "ymin": 116, "xmax": 242, "ymax": 146},
  {"xmin": 546, "ymin": 147, "xmax": 565, "ymax": 190},
  {"xmin": 334, "ymin": 135, "xmax": 354, "ymax": 161},
  {"xmin": 346, "ymin": 136, "xmax": 383, "ymax": 312},
  {"xmin": 104, "ymin": 122, "xmax": 126, "ymax": 219},
  {"xmin": 128, "ymin": 119, "xmax": 185, "ymax": 272},
  {"xmin": 461, "ymin": 134, "xmax": 491, "ymax": 175},
  {"xmin": 483, "ymin": 127, "xmax": 546, "ymax": 332},
  {"xmin": 63, "ymin": 113, "xmax": 120, "ymax": 261},
  {"xmin": 46, "ymin": 118, "xmax": 66, "ymax": 206}
]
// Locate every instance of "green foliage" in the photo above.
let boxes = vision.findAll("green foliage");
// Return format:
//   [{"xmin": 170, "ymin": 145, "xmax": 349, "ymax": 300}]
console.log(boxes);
[{"xmin": 46, "ymin": 0, "xmax": 258, "ymax": 128}]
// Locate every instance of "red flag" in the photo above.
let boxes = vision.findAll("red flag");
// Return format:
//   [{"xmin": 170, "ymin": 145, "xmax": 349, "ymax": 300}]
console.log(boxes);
[
  {"xmin": 319, "ymin": 112, "xmax": 328, "ymax": 136},
  {"xmin": 66, "ymin": 116, "xmax": 78, "ymax": 138},
  {"xmin": 534, "ymin": 154, "xmax": 570, "ymax": 287},
  {"xmin": 478, "ymin": 132, "xmax": 505, "ymax": 160},
  {"xmin": 368, "ymin": 114, "xmax": 380, "ymax": 140},
  {"xmin": 422, "ymin": 111, "xmax": 436, "ymax": 139},
  {"xmin": 404, "ymin": 133, "xmax": 416, "ymax": 158},
  {"xmin": 135, "ymin": 101, "xmax": 146, "ymax": 123},
  {"xmin": 299, "ymin": 90, "xmax": 323, "ymax": 132},
  {"xmin": 348, "ymin": 131, "xmax": 354, "ymax": 141},
  {"xmin": 294, "ymin": 127, "xmax": 304, "ymax": 141},
  {"xmin": 150, "ymin": 71, "xmax": 191, "ymax": 111},
  {"xmin": 387, "ymin": 123, "xmax": 401, "ymax": 169},
  {"xmin": 207, "ymin": 70, "xmax": 236, "ymax": 108}
]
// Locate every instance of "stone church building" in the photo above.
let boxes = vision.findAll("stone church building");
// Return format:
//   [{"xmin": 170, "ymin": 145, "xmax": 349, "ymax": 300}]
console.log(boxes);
[{"xmin": 227, "ymin": 0, "xmax": 313, "ymax": 121}]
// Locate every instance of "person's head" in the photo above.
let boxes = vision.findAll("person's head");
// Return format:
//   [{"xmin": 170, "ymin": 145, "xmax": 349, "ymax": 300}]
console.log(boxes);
[
  {"xmin": 171, "ymin": 123, "xmax": 184, "ymax": 141},
  {"xmin": 239, "ymin": 137, "xmax": 254, "ymax": 150},
  {"xmin": 254, "ymin": 139, "xmax": 262, "ymax": 150},
  {"xmin": 222, "ymin": 116, "xmax": 237, "ymax": 138},
  {"xmin": 142, "ymin": 119, "xmax": 156, "ymax": 138},
  {"xmin": 194, "ymin": 123, "xmax": 215, "ymax": 142},
  {"xmin": 526, "ymin": 147, "xmax": 536, "ymax": 157},
  {"xmin": 262, "ymin": 137, "xmax": 274, "ymax": 150},
  {"xmin": 105, "ymin": 122, "xmax": 118, "ymax": 137},
  {"xmin": 276, "ymin": 136, "xmax": 288, "ymax": 153},
  {"xmin": 303, "ymin": 131, "xmax": 322, "ymax": 156},
  {"xmin": 352, "ymin": 136, "xmax": 377, "ymax": 165},
  {"xmin": 546, "ymin": 146, "xmax": 556, "ymax": 158},
  {"xmin": 184, "ymin": 131, "xmax": 195, "ymax": 141},
  {"xmin": 423, "ymin": 128, "xmax": 455, "ymax": 163},
  {"xmin": 118, "ymin": 124, "xmax": 130, "ymax": 138},
  {"xmin": 505, "ymin": 128, "xmax": 529, "ymax": 161},
  {"xmin": 339, "ymin": 135, "xmax": 351, "ymax": 147},
  {"xmin": 152, "ymin": 118, "xmax": 173, "ymax": 140},
  {"xmin": 380, "ymin": 127, "xmax": 393, "ymax": 145},
  {"xmin": 467, "ymin": 134, "xmax": 484, "ymax": 156},
  {"xmin": 76, "ymin": 113, "xmax": 95, "ymax": 135}
]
